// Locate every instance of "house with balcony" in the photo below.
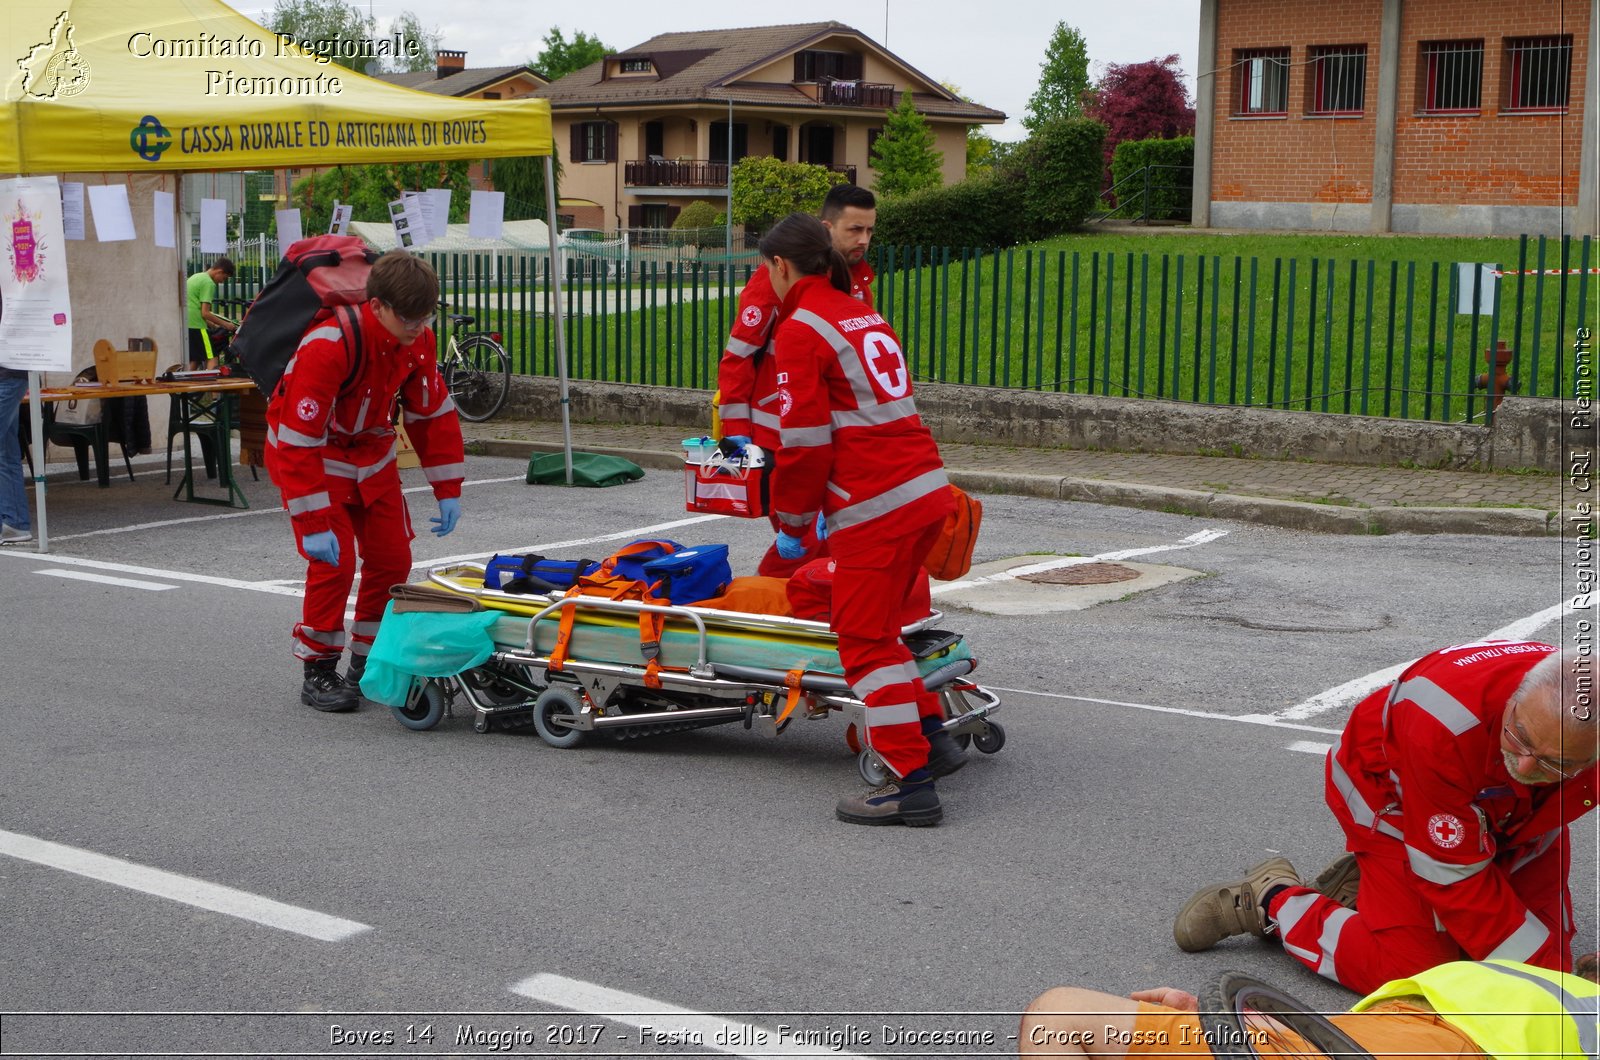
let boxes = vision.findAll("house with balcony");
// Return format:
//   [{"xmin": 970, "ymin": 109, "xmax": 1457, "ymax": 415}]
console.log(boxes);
[
  {"xmin": 533, "ymin": 22, "xmax": 1005, "ymax": 231},
  {"xmin": 1191, "ymin": 0, "xmax": 1597, "ymax": 235}
]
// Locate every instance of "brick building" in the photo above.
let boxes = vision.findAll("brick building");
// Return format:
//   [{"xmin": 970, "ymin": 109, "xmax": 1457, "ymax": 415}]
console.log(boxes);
[{"xmin": 1192, "ymin": 0, "xmax": 1598, "ymax": 235}]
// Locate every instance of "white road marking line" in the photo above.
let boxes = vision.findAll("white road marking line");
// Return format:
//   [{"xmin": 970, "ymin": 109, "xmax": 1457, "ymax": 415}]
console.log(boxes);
[
  {"xmin": 510, "ymin": 974, "xmax": 878, "ymax": 1060},
  {"xmin": 36, "ymin": 569, "xmax": 177, "ymax": 591},
  {"xmin": 0, "ymin": 829, "xmax": 370, "ymax": 943},
  {"xmin": 0, "ymin": 552, "xmax": 305, "ymax": 597},
  {"xmin": 990, "ymin": 686, "xmax": 1341, "ymax": 736},
  {"xmin": 419, "ymin": 513, "xmax": 728, "ymax": 569},
  {"xmin": 1267, "ymin": 600, "xmax": 1580, "ymax": 722},
  {"xmin": 1288, "ymin": 740, "xmax": 1333, "ymax": 756},
  {"xmin": 931, "ymin": 528, "xmax": 1229, "ymax": 595}
]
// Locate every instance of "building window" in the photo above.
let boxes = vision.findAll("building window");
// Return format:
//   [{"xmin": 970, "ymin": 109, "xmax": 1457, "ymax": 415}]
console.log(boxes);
[
  {"xmin": 482, "ymin": 91, "xmax": 501, "ymax": 100},
  {"xmin": 708, "ymin": 122, "xmax": 748, "ymax": 164},
  {"xmin": 1420, "ymin": 40, "xmax": 1483, "ymax": 113},
  {"xmin": 619, "ymin": 58, "xmax": 653, "ymax": 74},
  {"xmin": 1234, "ymin": 48, "xmax": 1290, "ymax": 115},
  {"xmin": 573, "ymin": 121, "xmax": 617, "ymax": 163},
  {"xmin": 794, "ymin": 49, "xmax": 863, "ymax": 83},
  {"xmin": 1504, "ymin": 35, "xmax": 1572, "ymax": 112},
  {"xmin": 1307, "ymin": 45, "xmax": 1366, "ymax": 114}
]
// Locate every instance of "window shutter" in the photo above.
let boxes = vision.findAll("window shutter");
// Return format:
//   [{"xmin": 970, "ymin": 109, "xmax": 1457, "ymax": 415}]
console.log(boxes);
[
  {"xmin": 794, "ymin": 53, "xmax": 805, "ymax": 81},
  {"xmin": 666, "ymin": 205, "xmax": 681, "ymax": 226},
  {"xmin": 627, "ymin": 205, "xmax": 643, "ymax": 227},
  {"xmin": 846, "ymin": 53, "xmax": 864, "ymax": 80},
  {"xmin": 570, "ymin": 123, "xmax": 583, "ymax": 161},
  {"xmin": 605, "ymin": 122, "xmax": 618, "ymax": 162}
]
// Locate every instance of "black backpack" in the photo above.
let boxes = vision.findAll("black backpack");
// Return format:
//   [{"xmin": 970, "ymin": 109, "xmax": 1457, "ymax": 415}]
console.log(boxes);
[{"xmin": 232, "ymin": 235, "xmax": 375, "ymax": 397}]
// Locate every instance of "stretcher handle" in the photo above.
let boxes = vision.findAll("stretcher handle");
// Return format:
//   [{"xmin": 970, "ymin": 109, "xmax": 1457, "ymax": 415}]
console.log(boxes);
[
  {"xmin": 524, "ymin": 595, "xmax": 711, "ymax": 669},
  {"xmin": 709, "ymin": 663, "xmax": 850, "ymax": 694}
]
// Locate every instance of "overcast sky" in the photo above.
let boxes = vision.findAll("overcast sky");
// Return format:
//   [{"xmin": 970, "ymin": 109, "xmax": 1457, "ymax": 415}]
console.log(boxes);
[{"xmin": 252, "ymin": 1, "xmax": 1204, "ymax": 142}]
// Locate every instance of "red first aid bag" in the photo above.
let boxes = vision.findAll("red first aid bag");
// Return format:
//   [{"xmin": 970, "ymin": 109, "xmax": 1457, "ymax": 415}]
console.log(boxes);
[{"xmin": 684, "ymin": 442, "xmax": 765, "ymax": 518}]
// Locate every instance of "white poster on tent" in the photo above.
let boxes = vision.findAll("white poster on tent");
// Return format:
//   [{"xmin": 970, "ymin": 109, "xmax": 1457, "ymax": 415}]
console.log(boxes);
[
  {"xmin": 60, "ymin": 182, "xmax": 85, "ymax": 240},
  {"xmin": 388, "ymin": 196, "xmax": 424, "ymax": 252},
  {"xmin": 199, "ymin": 198, "xmax": 228, "ymax": 253},
  {"xmin": 468, "ymin": 190, "xmax": 505, "ymax": 240},
  {"xmin": 0, "ymin": 176, "xmax": 73, "ymax": 371},
  {"xmin": 152, "ymin": 190, "xmax": 176, "ymax": 248},
  {"xmin": 276, "ymin": 209, "xmax": 303, "ymax": 247},
  {"xmin": 404, "ymin": 191, "xmax": 435, "ymax": 247},
  {"xmin": 329, "ymin": 202, "xmax": 352, "ymax": 235},
  {"xmin": 86, "ymin": 184, "xmax": 136, "ymax": 242},
  {"xmin": 426, "ymin": 189, "xmax": 452, "ymax": 241}
]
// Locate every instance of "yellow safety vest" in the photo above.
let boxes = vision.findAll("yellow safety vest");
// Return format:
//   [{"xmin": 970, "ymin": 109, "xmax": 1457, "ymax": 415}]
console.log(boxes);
[{"xmin": 1353, "ymin": 960, "xmax": 1599, "ymax": 1060}]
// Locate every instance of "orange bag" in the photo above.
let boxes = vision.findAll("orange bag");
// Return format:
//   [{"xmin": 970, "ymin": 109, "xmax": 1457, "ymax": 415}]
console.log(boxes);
[{"xmin": 921, "ymin": 485, "xmax": 982, "ymax": 581}]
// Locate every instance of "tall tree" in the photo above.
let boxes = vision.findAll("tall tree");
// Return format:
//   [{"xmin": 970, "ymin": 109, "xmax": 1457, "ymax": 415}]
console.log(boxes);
[
  {"xmin": 382, "ymin": 11, "xmax": 440, "ymax": 74},
  {"xmin": 1023, "ymin": 22, "xmax": 1091, "ymax": 132},
  {"xmin": 1085, "ymin": 54, "xmax": 1195, "ymax": 183},
  {"xmin": 266, "ymin": 0, "xmax": 376, "ymax": 74},
  {"xmin": 869, "ymin": 92, "xmax": 944, "ymax": 198},
  {"xmin": 488, "ymin": 144, "xmax": 564, "ymax": 222},
  {"xmin": 533, "ymin": 27, "xmax": 610, "ymax": 81}
]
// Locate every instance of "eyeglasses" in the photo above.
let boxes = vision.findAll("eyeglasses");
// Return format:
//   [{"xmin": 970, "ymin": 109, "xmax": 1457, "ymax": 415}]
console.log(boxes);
[
  {"xmin": 385, "ymin": 304, "xmax": 434, "ymax": 330},
  {"xmin": 1503, "ymin": 704, "xmax": 1595, "ymax": 780}
]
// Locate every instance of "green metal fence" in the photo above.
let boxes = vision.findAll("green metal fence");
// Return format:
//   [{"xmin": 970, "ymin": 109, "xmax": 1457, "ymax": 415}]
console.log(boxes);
[{"xmin": 206, "ymin": 233, "xmax": 1593, "ymax": 425}]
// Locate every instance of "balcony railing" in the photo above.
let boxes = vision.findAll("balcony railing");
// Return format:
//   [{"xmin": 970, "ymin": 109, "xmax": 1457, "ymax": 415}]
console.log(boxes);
[
  {"xmin": 819, "ymin": 79, "xmax": 896, "ymax": 108},
  {"xmin": 626, "ymin": 160, "xmax": 857, "ymax": 187}
]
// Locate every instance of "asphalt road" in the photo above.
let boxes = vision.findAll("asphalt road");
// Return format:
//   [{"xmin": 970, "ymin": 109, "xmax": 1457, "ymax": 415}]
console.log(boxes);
[{"xmin": 0, "ymin": 452, "xmax": 1591, "ymax": 1058}]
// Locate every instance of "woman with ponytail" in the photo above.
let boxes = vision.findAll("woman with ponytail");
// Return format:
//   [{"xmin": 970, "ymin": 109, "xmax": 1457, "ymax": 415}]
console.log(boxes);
[{"xmin": 760, "ymin": 212, "xmax": 962, "ymax": 827}]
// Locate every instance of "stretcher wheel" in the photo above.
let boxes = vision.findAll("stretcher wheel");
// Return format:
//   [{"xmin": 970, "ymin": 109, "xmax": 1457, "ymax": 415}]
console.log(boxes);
[
  {"xmin": 392, "ymin": 680, "xmax": 447, "ymax": 731},
  {"xmin": 857, "ymin": 749, "xmax": 890, "ymax": 786},
  {"xmin": 532, "ymin": 686, "xmax": 586, "ymax": 749},
  {"xmin": 845, "ymin": 723, "xmax": 862, "ymax": 754},
  {"xmin": 973, "ymin": 721, "xmax": 1006, "ymax": 754}
]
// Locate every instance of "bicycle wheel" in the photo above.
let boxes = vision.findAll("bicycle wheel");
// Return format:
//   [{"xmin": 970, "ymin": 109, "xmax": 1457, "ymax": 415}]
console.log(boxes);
[
  {"xmin": 449, "ymin": 335, "xmax": 511, "ymax": 422},
  {"xmin": 1198, "ymin": 972, "xmax": 1373, "ymax": 1060}
]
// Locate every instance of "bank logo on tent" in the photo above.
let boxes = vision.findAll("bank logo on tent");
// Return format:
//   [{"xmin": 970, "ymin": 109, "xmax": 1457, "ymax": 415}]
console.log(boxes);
[
  {"xmin": 17, "ymin": 12, "xmax": 92, "ymax": 100},
  {"xmin": 130, "ymin": 117, "xmax": 173, "ymax": 163}
]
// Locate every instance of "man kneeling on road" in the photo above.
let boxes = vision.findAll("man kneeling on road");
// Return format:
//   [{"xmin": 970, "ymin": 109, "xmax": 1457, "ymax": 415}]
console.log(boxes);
[
  {"xmin": 266, "ymin": 251, "xmax": 466, "ymax": 712},
  {"xmin": 1019, "ymin": 959, "xmax": 1598, "ymax": 1060},
  {"xmin": 1173, "ymin": 642, "xmax": 1599, "ymax": 993}
]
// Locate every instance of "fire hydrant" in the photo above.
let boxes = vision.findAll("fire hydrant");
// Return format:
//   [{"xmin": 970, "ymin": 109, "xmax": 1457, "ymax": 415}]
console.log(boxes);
[{"xmin": 1473, "ymin": 341, "xmax": 1515, "ymax": 407}]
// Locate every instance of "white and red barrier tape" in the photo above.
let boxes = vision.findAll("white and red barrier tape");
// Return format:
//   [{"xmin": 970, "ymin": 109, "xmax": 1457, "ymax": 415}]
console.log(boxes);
[{"xmin": 1489, "ymin": 267, "xmax": 1600, "ymax": 276}]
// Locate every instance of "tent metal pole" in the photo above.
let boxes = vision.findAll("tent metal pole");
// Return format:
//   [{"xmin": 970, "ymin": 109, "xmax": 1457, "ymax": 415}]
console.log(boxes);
[
  {"xmin": 542, "ymin": 153, "xmax": 573, "ymax": 485},
  {"xmin": 28, "ymin": 371, "xmax": 47, "ymax": 553}
]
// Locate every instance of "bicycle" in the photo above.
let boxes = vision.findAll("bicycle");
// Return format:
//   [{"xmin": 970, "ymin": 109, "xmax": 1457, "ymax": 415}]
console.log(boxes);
[
  {"xmin": 438, "ymin": 304, "xmax": 511, "ymax": 422},
  {"xmin": 1199, "ymin": 971, "xmax": 1374, "ymax": 1060}
]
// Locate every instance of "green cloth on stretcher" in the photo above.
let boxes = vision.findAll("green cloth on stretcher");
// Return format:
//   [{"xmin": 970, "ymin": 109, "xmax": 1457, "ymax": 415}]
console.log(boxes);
[{"xmin": 360, "ymin": 603, "xmax": 501, "ymax": 707}]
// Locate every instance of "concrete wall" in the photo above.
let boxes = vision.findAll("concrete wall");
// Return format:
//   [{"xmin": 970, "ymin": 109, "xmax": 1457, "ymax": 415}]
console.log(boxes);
[{"xmin": 499, "ymin": 376, "xmax": 1567, "ymax": 472}]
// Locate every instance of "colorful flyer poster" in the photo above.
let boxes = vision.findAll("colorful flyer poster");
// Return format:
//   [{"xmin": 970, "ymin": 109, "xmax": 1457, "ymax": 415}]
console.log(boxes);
[
  {"xmin": 328, "ymin": 202, "xmax": 352, "ymax": 235},
  {"xmin": 0, "ymin": 176, "xmax": 73, "ymax": 371}
]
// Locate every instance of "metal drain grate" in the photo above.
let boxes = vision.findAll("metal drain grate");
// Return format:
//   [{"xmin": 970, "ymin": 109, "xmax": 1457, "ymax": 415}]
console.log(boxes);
[{"xmin": 1019, "ymin": 562, "xmax": 1140, "ymax": 586}]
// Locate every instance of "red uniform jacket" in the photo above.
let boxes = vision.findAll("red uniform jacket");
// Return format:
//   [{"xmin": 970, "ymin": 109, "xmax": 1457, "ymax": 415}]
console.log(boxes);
[
  {"xmin": 769, "ymin": 273, "xmax": 950, "ymax": 549},
  {"xmin": 266, "ymin": 302, "xmax": 465, "ymax": 540},
  {"xmin": 717, "ymin": 259, "xmax": 872, "ymax": 450},
  {"xmin": 1328, "ymin": 640, "xmax": 1593, "ymax": 969}
]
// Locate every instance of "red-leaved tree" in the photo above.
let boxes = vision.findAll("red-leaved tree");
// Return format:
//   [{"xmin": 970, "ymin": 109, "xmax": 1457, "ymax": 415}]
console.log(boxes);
[{"xmin": 1085, "ymin": 54, "xmax": 1196, "ymax": 188}]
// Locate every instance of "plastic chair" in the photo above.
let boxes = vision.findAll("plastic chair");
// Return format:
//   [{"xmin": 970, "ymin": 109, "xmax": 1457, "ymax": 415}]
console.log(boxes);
[{"xmin": 46, "ymin": 367, "xmax": 134, "ymax": 488}]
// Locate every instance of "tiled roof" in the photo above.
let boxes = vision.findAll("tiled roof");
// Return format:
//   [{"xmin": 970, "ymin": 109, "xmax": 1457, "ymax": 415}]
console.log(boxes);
[
  {"xmin": 374, "ymin": 65, "xmax": 543, "ymax": 97},
  {"xmin": 535, "ymin": 22, "xmax": 1004, "ymax": 123}
]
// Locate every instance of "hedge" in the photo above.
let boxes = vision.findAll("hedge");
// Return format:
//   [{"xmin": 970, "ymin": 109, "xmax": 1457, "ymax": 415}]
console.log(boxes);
[
  {"xmin": 1109, "ymin": 136, "xmax": 1194, "ymax": 221},
  {"xmin": 872, "ymin": 170, "xmax": 1028, "ymax": 249}
]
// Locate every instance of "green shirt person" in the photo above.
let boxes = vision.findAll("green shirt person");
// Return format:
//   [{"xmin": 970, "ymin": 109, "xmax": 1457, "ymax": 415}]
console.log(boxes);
[{"xmin": 186, "ymin": 258, "xmax": 236, "ymax": 368}]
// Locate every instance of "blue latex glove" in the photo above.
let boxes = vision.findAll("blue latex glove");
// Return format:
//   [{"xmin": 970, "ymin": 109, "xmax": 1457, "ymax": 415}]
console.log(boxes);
[
  {"xmin": 775, "ymin": 530, "xmax": 806, "ymax": 560},
  {"xmin": 722, "ymin": 435, "xmax": 751, "ymax": 448},
  {"xmin": 814, "ymin": 512, "xmax": 829, "ymax": 540},
  {"xmin": 302, "ymin": 530, "xmax": 340, "ymax": 566},
  {"xmin": 431, "ymin": 497, "xmax": 461, "ymax": 537}
]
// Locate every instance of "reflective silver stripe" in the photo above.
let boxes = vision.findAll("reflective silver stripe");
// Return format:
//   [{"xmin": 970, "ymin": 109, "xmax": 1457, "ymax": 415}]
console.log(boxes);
[
  {"xmin": 828, "ymin": 468, "xmax": 949, "ymax": 533},
  {"xmin": 854, "ymin": 661, "xmax": 920, "ymax": 699},
  {"xmin": 350, "ymin": 621, "xmax": 381, "ymax": 637},
  {"xmin": 719, "ymin": 402, "xmax": 751, "ymax": 420},
  {"xmin": 1329, "ymin": 750, "xmax": 1405, "ymax": 840},
  {"xmin": 827, "ymin": 481, "xmax": 851, "ymax": 500},
  {"xmin": 404, "ymin": 395, "xmax": 456, "ymax": 423},
  {"xmin": 751, "ymin": 408, "xmax": 781, "ymax": 431},
  {"xmin": 423, "ymin": 461, "xmax": 466, "ymax": 483},
  {"xmin": 1274, "ymin": 892, "xmax": 1321, "ymax": 937},
  {"xmin": 773, "ymin": 509, "xmax": 812, "ymax": 530},
  {"xmin": 323, "ymin": 446, "xmax": 397, "ymax": 482},
  {"xmin": 354, "ymin": 393, "xmax": 371, "ymax": 427},
  {"xmin": 864, "ymin": 701, "xmax": 920, "ymax": 728},
  {"xmin": 1476, "ymin": 961, "xmax": 1600, "ymax": 1059},
  {"xmin": 1395, "ymin": 676, "xmax": 1480, "ymax": 735},
  {"xmin": 274, "ymin": 424, "xmax": 326, "ymax": 448},
  {"xmin": 287, "ymin": 491, "xmax": 330, "ymax": 516},
  {"xmin": 1485, "ymin": 911, "xmax": 1552, "ymax": 962},
  {"xmin": 1511, "ymin": 828, "xmax": 1562, "ymax": 873},
  {"xmin": 723, "ymin": 336, "xmax": 762, "ymax": 358},
  {"xmin": 781, "ymin": 424, "xmax": 832, "ymax": 448},
  {"xmin": 297, "ymin": 325, "xmax": 341, "ymax": 348},
  {"xmin": 789, "ymin": 308, "xmax": 878, "ymax": 407},
  {"xmin": 1316, "ymin": 907, "xmax": 1355, "ymax": 984},
  {"xmin": 1406, "ymin": 845, "xmax": 1491, "ymax": 885},
  {"xmin": 832, "ymin": 397, "xmax": 918, "ymax": 430}
]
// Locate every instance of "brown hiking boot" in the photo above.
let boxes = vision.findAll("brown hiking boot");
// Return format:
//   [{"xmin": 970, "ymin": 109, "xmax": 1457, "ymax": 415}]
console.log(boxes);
[
  {"xmin": 1313, "ymin": 853, "xmax": 1359, "ymax": 909},
  {"xmin": 1173, "ymin": 857, "xmax": 1300, "ymax": 952}
]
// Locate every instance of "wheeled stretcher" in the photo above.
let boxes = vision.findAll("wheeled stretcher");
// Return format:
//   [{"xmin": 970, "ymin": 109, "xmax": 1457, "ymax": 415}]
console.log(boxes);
[{"xmin": 373, "ymin": 562, "xmax": 1005, "ymax": 783}]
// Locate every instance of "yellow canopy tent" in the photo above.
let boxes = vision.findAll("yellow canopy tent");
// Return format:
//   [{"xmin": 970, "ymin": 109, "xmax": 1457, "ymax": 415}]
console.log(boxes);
[{"xmin": 1, "ymin": 0, "xmax": 576, "ymax": 548}]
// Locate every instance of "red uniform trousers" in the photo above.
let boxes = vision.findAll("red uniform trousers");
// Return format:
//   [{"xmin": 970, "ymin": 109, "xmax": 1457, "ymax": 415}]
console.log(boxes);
[
  {"xmin": 291, "ymin": 480, "xmax": 415, "ymax": 664},
  {"xmin": 1268, "ymin": 832, "xmax": 1573, "ymax": 995},
  {"xmin": 832, "ymin": 519, "xmax": 944, "ymax": 779}
]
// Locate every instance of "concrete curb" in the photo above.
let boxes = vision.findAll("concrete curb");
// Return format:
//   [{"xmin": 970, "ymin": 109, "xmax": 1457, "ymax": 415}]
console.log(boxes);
[{"xmin": 469, "ymin": 438, "xmax": 1560, "ymax": 538}]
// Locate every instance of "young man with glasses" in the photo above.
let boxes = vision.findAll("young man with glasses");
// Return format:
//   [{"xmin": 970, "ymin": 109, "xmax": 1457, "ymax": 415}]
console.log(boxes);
[
  {"xmin": 1173, "ymin": 642, "xmax": 1599, "ymax": 991},
  {"xmin": 266, "ymin": 251, "xmax": 466, "ymax": 712}
]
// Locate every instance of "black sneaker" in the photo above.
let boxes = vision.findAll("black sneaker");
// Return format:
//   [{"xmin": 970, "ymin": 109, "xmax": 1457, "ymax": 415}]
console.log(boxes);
[
  {"xmin": 836, "ymin": 777, "xmax": 942, "ymax": 826},
  {"xmin": 924, "ymin": 725, "xmax": 968, "ymax": 778},
  {"xmin": 302, "ymin": 660, "xmax": 358, "ymax": 712}
]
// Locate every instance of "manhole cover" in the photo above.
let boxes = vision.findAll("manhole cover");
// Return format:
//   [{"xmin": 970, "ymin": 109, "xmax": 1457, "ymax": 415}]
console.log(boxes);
[{"xmin": 1019, "ymin": 562, "xmax": 1141, "ymax": 586}]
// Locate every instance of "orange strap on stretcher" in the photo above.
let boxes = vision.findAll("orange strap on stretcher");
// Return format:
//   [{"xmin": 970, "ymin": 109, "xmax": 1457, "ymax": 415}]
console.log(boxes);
[{"xmin": 774, "ymin": 668, "xmax": 806, "ymax": 727}]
